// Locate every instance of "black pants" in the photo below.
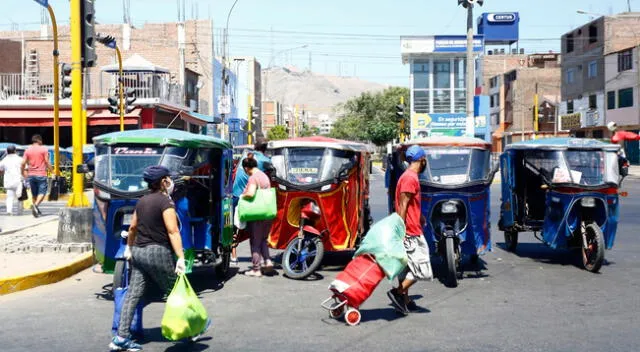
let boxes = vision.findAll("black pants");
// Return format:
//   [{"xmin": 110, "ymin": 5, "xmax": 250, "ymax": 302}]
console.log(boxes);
[{"xmin": 117, "ymin": 245, "xmax": 176, "ymax": 338}]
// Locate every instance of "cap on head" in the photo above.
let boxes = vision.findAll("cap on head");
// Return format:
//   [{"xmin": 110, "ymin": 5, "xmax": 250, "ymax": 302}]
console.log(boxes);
[
  {"xmin": 405, "ymin": 145, "xmax": 426, "ymax": 162},
  {"xmin": 607, "ymin": 121, "xmax": 618, "ymax": 132},
  {"xmin": 143, "ymin": 165, "xmax": 171, "ymax": 184}
]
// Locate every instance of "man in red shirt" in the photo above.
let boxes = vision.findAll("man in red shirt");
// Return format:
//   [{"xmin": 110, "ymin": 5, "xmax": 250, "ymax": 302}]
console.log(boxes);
[
  {"xmin": 21, "ymin": 134, "xmax": 51, "ymax": 217},
  {"xmin": 387, "ymin": 145, "xmax": 433, "ymax": 315}
]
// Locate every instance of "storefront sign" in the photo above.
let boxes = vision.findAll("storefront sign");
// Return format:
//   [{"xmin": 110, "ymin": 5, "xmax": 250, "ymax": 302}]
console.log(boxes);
[
  {"xmin": 433, "ymin": 35, "xmax": 484, "ymax": 53},
  {"xmin": 487, "ymin": 13, "xmax": 517, "ymax": 23},
  {"xmin": 559, "ymin": 113, "xmax": 581, "ymax": 131},
  {"xmin": 411, "ymin": 113, "xmax": 467, "ymax": 138}
]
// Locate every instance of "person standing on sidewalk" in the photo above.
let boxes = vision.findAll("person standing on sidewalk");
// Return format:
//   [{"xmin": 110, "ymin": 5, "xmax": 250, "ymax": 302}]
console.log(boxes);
[
  {"xmin": 231, "ymin": 138, "xmax": 271, "ymax": 267},
  {"xmin": 110, "ymin": 165, "xmax": 209, "ymax": 351},
  {"xmin": 240, "ymin": 154, "xmax": 274, "ymax": 277},
  {"xmin": 21, "ymin": 134, "xmax": 51, "ymax": 217},
  {"xmin": 0, "ymin": 145, "xmax": 24, "ymax": 215},
  {"xmin": 387, "ymin": 145, "xmax": 432, "ymax": 316}
]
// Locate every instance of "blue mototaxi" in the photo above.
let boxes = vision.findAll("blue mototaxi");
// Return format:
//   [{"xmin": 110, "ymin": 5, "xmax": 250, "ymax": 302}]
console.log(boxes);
[
  {"xmin": 386, "ymin": 137, "xmax": 498, "ymax": 287},
  {"xmin": 499, "ymin": 138, "xmax": 626, "ymax": 273},
  {"xmin": 90, "ymin": 129, "xmax": 235, "ymax": 289}
]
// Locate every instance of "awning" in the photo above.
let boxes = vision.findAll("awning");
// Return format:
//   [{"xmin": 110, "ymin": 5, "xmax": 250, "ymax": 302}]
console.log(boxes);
[
  {"xmin": 0, "ymin": 108, "xmax": 141, "ymax": 127},
  {"xmin": 190, "ymin": 111, "xmax": 222, "ymax": 124},
  {"xmin": 155, "ymin": 104, "xmax": 208, "ymax": 127},
  {"xmin": 101, "ymin": 54, "xmax": 170, "ymax": 73}
]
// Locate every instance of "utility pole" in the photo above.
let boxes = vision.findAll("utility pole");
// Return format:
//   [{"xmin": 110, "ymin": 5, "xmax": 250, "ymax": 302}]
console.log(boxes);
[
  {"xmin": 628, "ymin": 0, "xmax": 632, "ymax": 12},
  {"xmin": 465, "ymin": 2, "xmax": 475, "ymax": 138},
  {"xmin": 533, "ymin": 82, "xmax": 539, "ymax": 137}
]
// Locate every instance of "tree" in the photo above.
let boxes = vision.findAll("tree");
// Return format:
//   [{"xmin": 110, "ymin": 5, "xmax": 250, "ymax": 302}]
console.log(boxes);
[
  {"xmin": 267, "ymin": 125, "xmax": 289, "ymax": 140},
  {"xmin": 299, "ymin": 123, "xmax": 317, "ymax": 137},
  {"xmin": 330, "ymin": 87, "xmax": 410, "ymax": 146}
]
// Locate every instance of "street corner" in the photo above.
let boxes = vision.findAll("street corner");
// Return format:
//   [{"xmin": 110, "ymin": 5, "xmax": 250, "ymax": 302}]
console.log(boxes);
[{"xmin": 0, "ymin": 251, "xmax": 93, "ymax": 296}]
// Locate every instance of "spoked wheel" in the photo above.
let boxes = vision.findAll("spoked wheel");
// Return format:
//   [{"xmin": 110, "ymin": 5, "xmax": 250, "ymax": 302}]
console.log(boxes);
[
  {"xmin": 582, "ymin": 223, "xmax": 605, "ymax": 273},
  {"xmin": 444, "ymin": 237, "xmax": 459, "ymax": 288},
  {"xmin": 282, "ymin": 236, "xmax": 325, "ymax": 280},
  {"xmin": 504, "ymin": 231, "xmax": 518, "ymax": 252},
  {"xmin": 345, "ymin": 308, "xmax": 361, "ymax": 326},
  {"xmin": 215, "ymin": 247, "xmax": 231, "ymax": 279}
]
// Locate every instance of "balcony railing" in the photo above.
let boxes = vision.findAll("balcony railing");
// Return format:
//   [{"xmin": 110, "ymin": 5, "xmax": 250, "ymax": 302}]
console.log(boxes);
[{"xmin": 0, "ymin": 72, "xmax": 187, "ymax": 107}]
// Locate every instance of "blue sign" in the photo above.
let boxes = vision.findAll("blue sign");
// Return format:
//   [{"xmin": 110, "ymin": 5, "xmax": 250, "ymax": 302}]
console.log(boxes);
[
  {"xmin": 433, "ymin": 35, "xmax": 484, "ymax": 53},
  {"xmin": 477, "ymin": 12, "xmax": 520, "ymax": 45}
]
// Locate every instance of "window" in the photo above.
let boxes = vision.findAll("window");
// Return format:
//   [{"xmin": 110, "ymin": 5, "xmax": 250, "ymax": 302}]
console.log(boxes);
[
  {"xmin": 566, "ymin": 34, "xmax": 574, "ymax": 53},
  {"xmin": 490, "ymin": 77, "xmax": 498, "ymax": 88},
  {"xmin": 618, "ymin": 49, "xmax": 633, "ymax": 72},
  {"xmin": 413, "ymin": 90, "xmax": 430, "ymax": 113},
  {"xmin": 566, "ymin": 68, "xmax": 576, "ymax": 83},
  {"xmin": 588, "ymin": 60, "xmax": 598, "ymax": 78},
  {"xmin": 588, "ymin": 24, "xmax": 598, "ymax": 44},
  {"xmin": 589, "ymin": 94, "xmax": 597, "ymax": 109},
  {"xmin": 567, "ymin": 100, "xmax": 574, "ymax": 114},
  {"xmin": 607, "ymin": 91, "xmax": 616, "ymax": 110},
  {"xmin": 592, "ymin": 130, "xmax": 604, "ymax": 139},
  {"xmin": 454, "ymin": 59, "xmax": 466, "ymax": 89},
  {"xmin": 619, "ymin": 87, "xmax": 634, "ymax": 108},
  {"xmin": 434, "ymin": 60, "xmax": 451, "ymax": 89},
  {"xmin": 412, "ymin": 61, "xmax": 429, "ymax": 90}
]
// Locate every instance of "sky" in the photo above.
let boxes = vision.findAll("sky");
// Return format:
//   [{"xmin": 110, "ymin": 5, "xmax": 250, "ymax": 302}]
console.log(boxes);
[{"xmin": 1, "ymin": 0, "xmax": 637, "ymax": 86}]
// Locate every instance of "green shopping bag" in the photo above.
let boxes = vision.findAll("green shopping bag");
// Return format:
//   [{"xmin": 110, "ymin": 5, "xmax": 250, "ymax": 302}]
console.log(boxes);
[
  {"xmin": 237, "ymin": 187, "xmax": 277, "ymax": 222},
  {"xmin": 161, "ymin": 274, "xmax": 209, "ymax": 341}
]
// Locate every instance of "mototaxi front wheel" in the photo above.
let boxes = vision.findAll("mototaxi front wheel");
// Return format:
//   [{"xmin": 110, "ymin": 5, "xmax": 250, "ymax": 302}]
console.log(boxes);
[
  {"xmin": 215, "ymin": 247, "xmax": 232, "ymax": 279},
  {"xmin": 444, "ymin": 237, "xmax": 458, "ymax": 288},
  {"xmin": 582, "ymin": 223, "xmax": 605, "ymax": 273},
  {"xmin": 504, "ymin": 231, "xmax": 518, "ymax": 252},
  {"xmin": 112, "ymin": 259, "xmax": 127, "ymax": 294},
  {"xmin": 282, "ymin": 235, "xmax": 324, "ymax": 280}
]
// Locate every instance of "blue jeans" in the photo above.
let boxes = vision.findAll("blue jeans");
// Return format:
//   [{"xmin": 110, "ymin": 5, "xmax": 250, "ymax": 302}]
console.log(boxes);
[{"xmin": 28, "ymin": 176, "xmax": 48, "ymax": 197}]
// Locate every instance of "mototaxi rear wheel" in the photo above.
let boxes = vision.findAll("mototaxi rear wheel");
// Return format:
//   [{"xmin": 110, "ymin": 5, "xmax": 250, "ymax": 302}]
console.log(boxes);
[
  {"xmin": 215, "ymin": 247, "xmax": 232, "ymax": 279},
  {"xmin": 582, "ymin": 223, "xmax": 605, "ymax": 273},
  {"xmin": 504, "ymin": 231, "xmax": 518, "ymax": 252},
  {"xmin": 282, "ymin": 235, "xmax": 324, "ymax": 280},
  {"xmin": 112, "ymin": 259, "xmax": 127, "ymax": 295}
]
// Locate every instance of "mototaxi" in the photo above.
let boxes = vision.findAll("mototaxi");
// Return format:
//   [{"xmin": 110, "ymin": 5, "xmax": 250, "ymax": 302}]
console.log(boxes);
[
  {"xmin": 386, "ymin": 137, "xmax": 498, "ymax": 287},
  {"xmin": 91, "ymin": 129, "xmax": 235, "ymax": 288},
  {"xmin": 499, "ymin": 138, "xmax": 627, "ymax": 273},
  {"xmin": 267, "ymin": 137, "xmax": 373, "ymax": 279}
]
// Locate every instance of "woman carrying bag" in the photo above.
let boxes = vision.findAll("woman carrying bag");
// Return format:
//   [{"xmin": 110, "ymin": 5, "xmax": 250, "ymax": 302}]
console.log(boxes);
[{"xmin": 239, "ymin": 154, "xmax": 276, "ymax": 277}]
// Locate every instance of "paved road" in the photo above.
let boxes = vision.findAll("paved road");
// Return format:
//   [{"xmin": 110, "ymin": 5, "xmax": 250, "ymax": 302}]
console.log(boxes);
[{"xmin": 1, "ymin": 170, "xmax": 639, "ymax": 352}]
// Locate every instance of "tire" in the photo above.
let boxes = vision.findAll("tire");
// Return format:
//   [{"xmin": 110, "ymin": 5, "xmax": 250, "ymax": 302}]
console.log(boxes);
[
  {"xmin": 582, "ymin": 223, "xmax": 605, "ymax": 273},
  {"xmin": 504, "ymin": 231, "xmax": 518, "ymax": 252},
  {"xmin": 282, "ymin": 236, "xmax": 324, "ymax": 280},
  {"xmin": 445, "ymin": 237, "xmax": 458, "ymax": 288},
  {"xmin": 215, "ymin": 247, "xmax": 231, "ymax": 279},
  {"xmin": 112, "ymin": 259, "xmax": 127, "ymax": 293},
  {"xmin": 329, "ymin": 303, "xmax": 345, "ymax": 319},
  {"xmin": 345, "ymin": 308, "xmax": 361, "ymax": 326}
]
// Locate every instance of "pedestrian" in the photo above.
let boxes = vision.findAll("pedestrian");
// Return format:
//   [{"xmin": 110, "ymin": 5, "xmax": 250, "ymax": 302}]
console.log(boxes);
[
  {"xmin": 0, "ymin": 145, "xmax": 24, "ymax": 215},
  {"xmin": 231, "ymin": 137, "xmax": 271, "ymax": 267},
  {"xmin": 109, "ymin": 165, "xmax": 209, "ymax": 352},
  {"xmin": 240, "ymin": 153, "xmax": 274, "ymax": 277},
  {"xmin": 21, "ymin": 134, "xmax": 51, "ymax": 217},
  {"xmin": 387, "ymin": 145, "xmax": 432, "ymax": 316}
]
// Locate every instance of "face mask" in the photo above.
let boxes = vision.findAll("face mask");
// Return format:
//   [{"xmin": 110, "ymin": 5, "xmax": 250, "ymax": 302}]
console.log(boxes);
[{"xmin": 165, "ymin": 178, "xmax": 175, "ymax": 195}]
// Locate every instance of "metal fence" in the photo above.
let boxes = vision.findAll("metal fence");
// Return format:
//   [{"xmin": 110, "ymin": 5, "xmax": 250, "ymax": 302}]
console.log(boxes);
[{"xmin": 0, "ymin": 72, "xmax": 186, "ymax": 107}]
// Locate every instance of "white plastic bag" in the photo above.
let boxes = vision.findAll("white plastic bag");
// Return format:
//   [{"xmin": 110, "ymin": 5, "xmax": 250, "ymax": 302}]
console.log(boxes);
[{"xmin": 233, "ymin": 208, "xmax": 246, "ymax": 230}]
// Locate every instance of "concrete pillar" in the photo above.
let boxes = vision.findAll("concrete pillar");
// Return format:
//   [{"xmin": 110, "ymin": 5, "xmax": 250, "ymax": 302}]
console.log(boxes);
[{"xmin": 57, "ymin": 207, "xmax": 92, "ymax": 243}]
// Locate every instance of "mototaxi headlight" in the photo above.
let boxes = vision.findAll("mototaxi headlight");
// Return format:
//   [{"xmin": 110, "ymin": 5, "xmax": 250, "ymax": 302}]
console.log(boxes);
[
  {"xmin": 311, "ymin": 202, "xmax": 321, "ymax": 215},
  {"xmin": 580, "ymin": 197, "xmax": 596, "ymax": 208},
  {"xmin": 441, "ymin": 201, "xmax": 458, "ymax": 214}
]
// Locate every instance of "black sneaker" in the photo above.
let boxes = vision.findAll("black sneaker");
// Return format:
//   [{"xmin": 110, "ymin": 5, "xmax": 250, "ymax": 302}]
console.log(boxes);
[
  {"xmin": 387, "ymin": 289, "xmax": 409, "ymax": 316},
  {"xmin": 406, "ymin": 300, "xmax": 419, "ymax": 312},
  {"xmin": 31, "ymin": 205, "xmax": 39, "ymax": 218},
  {"xmin": 35, "ymin": 205, "xmax": 43, "ymax": 216}
]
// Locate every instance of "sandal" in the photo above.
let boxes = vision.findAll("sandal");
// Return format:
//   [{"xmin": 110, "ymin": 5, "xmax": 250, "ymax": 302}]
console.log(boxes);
[{"xmin": 244, "ymin": 269, "xmax": 262, "ymax": 277}]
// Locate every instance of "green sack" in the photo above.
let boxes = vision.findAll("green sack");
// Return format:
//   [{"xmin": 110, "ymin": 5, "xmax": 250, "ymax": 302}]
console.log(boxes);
[
  {"xmin": 161, "ymin": 274, "xmax": 209, "ymax": 341},
  {"xmin": 237, "ymin": 187, "xmax": 277, "ymax": 222},
  {"xmin": 354, "ymin": 213, "xmax": 408, "ymax": 280}
]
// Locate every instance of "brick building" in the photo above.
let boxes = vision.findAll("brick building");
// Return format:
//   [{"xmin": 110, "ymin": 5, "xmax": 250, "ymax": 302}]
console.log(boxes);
[
  {"xmin": 261, "ymin": 100, "xmax": 282, "ymax": 134},
  {"xmin": 489, "ymin": 53, "xmax": 564, "ymax": 151},
  {"xmin": 0, "ymin": 20, "xmax": 216, "ymax": 146}
]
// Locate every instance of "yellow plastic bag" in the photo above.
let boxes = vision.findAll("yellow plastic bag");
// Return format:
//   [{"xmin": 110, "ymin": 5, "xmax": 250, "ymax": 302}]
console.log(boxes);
[{"xmin": 161, "ymin": 274, "xmax": 209, "ymax": 341}]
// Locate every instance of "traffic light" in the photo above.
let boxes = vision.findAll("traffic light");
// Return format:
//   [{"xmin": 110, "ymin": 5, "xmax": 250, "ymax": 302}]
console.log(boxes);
[
  {"xmin": 250, "ymin": 106, "xmax": 259, "ymax": 131},
  {"xmin": 124, "ymin": 88, "xmax": 136, "ymax": 113},
  {"xmin": 61, "ymin": 63, "xmax": 72, "ymax": 99},
  {"xmin": 81, "ymin": 0, "xmax": 97, "ymax": 68},
  {"xmin": 107, "ymin": 95, "xmax": 119, "ymax": 114},
  {"xmin": 395, "ymin": 103, "xmax": 405, "ymax": 122}
]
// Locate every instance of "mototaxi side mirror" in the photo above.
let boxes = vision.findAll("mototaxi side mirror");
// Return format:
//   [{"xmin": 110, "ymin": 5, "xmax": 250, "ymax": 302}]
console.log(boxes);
[{"xmin": 76, "ymin": 164, "xmax": 90, "ymax": 174}]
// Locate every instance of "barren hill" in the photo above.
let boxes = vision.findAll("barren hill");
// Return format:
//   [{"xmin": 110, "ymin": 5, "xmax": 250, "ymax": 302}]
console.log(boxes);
[{"xmin": 262, "ymin": 66, "xmax": 388, "ymax": 113}]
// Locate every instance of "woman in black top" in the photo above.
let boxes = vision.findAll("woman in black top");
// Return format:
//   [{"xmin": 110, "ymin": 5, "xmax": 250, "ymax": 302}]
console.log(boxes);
[{"xmin": 110, "ymin": 165, "xmax": 188, "ymax": 351}]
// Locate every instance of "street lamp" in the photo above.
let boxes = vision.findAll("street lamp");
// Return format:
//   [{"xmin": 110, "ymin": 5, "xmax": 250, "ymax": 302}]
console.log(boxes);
[
  {"xmin": 221, "ymin": 0, "xmax": 240, "ymax": 141},
  {"xmin": 457, "ymin": 0, "xmax": 483, "ymax": 137},
  {"xmin": 32, "ymin": 0, "xmax": 61, "ymax": 177},
  {"xmin": 264, "ymin": 45, "xmax": 309, "ymax": 101},
  {"xmin": 96, "ymin": 33, "xmax": 125, "ymax": 131}
]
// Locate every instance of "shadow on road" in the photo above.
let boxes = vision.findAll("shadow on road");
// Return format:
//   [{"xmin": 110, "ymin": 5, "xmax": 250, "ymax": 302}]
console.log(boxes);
[
  {"xmin": 139, "ymin": 327, "xmax": 212, "ymax": 350},
  {"xmin": 432, "ymin": 255, "xmax": 490, "ymax": 287},
  {"xmin": 496, "ymin": 241, "xmax": 613, "ymax": 271}
]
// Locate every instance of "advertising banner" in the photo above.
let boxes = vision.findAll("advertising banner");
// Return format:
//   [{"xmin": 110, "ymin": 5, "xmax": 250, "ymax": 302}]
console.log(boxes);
[
  {"xmin": 433, "ymin": 35, "xmax": 484, "ymax": 53},
  {"xmin": 411, "ymin": 113, "xmax": 468, "ymax": 138}
]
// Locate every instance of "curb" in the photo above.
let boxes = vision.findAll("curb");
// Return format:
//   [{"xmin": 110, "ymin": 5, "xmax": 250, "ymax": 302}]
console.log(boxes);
[
  {"xmin": 0, "ymin": 252, "xmax": 94, "ymax": 296},
  {"xmin": 0, "ymin": 215, "xmax": 58, "ymax": 236}
]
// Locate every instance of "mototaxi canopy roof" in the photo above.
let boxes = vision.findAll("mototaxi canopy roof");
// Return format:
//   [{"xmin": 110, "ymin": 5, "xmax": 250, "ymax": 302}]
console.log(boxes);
[
  {"xmin": 400, "ymin": 136, "xmax": 492, "ymax": 150},
  {"xmin": 268, "ymin": 136, "xmax": 373, "ymax": 153},
  {"xmin": 93, "ymin": 128, "xmax": 232, "ymax": 149},
  {"xmin": 504, "ymin": 138, "xmax": 620, "ymax": 152}
]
